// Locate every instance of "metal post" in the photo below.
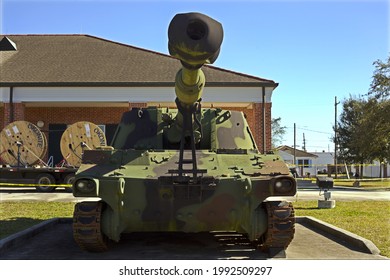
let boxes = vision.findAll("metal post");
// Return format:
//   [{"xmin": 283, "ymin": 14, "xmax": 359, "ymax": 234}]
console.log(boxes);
[
  {"xmin": 9, "ymin": 87, "xmax": 14, "ymax": 123},
  {"xmin": 294, "ymin": 123, "xmax": 296, "ymax": 167},
  {"xmin": 262, "ymin": 87, "xmax": 266, "ymax": 154},
  {"xmin": 334, "ymin": 96, "xmax": 339, "ymax": 179}
]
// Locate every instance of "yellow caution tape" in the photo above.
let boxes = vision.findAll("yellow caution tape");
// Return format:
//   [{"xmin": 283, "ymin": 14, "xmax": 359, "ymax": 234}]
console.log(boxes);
[{"xmin": 0, "ymin": 182, "xmax": 72, "ymax": 187}]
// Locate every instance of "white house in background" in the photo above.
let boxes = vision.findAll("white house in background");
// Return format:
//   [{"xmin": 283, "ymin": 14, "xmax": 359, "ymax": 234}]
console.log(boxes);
[
  {"xmin": 276, "ymin": 146, "xmax": 318, "ymax": 177},
  {"xmin": 312, "ymin": 152, "xmax": 334, "ymax": 174}
]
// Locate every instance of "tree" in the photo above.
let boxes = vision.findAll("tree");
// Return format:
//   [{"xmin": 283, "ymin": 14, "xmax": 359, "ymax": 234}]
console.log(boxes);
[
  {"xmin": 369, "ymin": 56, "xmax": 390, "ymax": 99},
  {"xmin": 271, "ymin": 117, "xmax": 286, "ymax": 148},
  {"xmin": 336, "ymin": 96, "xmax": 368, "ymax": 172},
  {"xmin": 336, "ymin": 96, "xmax": 390, "ymax": 177}
]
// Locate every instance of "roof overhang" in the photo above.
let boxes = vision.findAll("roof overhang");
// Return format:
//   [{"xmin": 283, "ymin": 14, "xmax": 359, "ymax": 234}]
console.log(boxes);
[{"xmin": 0, "ymin": 86, "xmax": 276, "ymax": 103}]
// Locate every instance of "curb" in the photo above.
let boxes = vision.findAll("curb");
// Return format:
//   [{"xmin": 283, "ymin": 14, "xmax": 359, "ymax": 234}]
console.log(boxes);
[
  {"xmin": 0, "ymin": 218, "xmax": 72, "ymax": 253},
  {"xmin": 296, "ymin": 216, "xmax": 381, "ymax": 255}
]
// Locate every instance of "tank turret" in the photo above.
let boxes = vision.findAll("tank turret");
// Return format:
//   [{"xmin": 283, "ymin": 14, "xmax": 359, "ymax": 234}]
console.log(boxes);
[{"xmin": 72, "ymin": 12, "xmax": 297, "ymax": 257}]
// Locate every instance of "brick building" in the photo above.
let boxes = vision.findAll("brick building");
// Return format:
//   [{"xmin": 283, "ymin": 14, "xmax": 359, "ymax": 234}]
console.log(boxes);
[{"xmin": 0, "ymin": 35, "xmax": 277, "ymax": 164}]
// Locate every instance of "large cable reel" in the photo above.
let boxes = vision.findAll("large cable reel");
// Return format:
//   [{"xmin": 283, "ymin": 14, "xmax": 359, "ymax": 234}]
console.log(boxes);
[
  {"xmin": 60, "ymin": 121, "xmax": 107, "ymax": 167},
  {"xmin": 0, "ymin": 121, "xmax": 47, "ymax": 166}
]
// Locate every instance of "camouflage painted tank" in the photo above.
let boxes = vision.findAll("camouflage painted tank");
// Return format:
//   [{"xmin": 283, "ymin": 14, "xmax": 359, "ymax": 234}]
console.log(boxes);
[{"xmin": 72, "ymin": 12, "xmax": 296, "ymax": 255}]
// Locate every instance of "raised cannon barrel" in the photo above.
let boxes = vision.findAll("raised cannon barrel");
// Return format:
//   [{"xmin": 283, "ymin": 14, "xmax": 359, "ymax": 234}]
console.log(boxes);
[
  {"xmin": 167, "ymin": 12, "xmax": 224, "ymax": 178},
  {"xmin": 168, "ymin": 12, "xmax": 223, "ymax": 106}
]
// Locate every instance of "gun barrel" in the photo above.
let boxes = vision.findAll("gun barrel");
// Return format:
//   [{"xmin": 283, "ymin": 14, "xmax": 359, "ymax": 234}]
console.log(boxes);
[{"xmin": 168, "ymin": 12, "xmax": 223, "ymax": 106}]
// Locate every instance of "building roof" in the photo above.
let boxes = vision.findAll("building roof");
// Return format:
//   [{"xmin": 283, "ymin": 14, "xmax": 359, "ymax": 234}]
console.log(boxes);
[
  {"xmin": 276, "ymin": 145, "xmax": 318, "ymax": 158},
  {"xmin": 0, "ymin": 34, "xmax": 278, "ymax": 87}
]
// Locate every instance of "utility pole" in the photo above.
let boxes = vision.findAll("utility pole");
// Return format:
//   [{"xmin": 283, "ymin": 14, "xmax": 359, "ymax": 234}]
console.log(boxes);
[
  {"xmin": 294, "ymin": 123, "xmax": 296, "ymax": 167},
  {"xmin": 334, "ymin": 96, "xmax": 340, "ymax": 178},
  {"xmin": 302, "ymin": 133, "xmax": 306, "ymax": 151}
]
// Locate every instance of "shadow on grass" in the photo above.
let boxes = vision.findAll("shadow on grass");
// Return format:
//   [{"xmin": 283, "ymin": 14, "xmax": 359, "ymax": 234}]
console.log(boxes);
[{"xmin": 0, "ymin": 217, "xmax": 45, "ymax": 239}]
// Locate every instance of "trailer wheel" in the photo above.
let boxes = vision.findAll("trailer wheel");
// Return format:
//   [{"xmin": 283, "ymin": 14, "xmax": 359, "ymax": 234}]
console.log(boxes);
[
  {"xmin": 35, "ymin": 173, "xmax": 56, "ymax": 192},
  {"xmin": 63, "ymin": 174, "xmax": 75, "ymax": 193}
]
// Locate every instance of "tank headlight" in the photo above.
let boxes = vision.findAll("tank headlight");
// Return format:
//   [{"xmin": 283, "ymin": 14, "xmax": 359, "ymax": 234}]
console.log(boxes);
[
  {"xmin": 273, "ymin": 178, "xmax": 294, "ymax": 193},
  {"xmin": 74, "ymin": 179, "xmax": 96, "ymax": 193}
]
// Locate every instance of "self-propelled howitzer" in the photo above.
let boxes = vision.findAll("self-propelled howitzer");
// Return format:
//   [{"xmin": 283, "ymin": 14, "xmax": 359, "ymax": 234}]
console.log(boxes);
[{"xmin": 72, "ymin": 12, "xmax": 297, "ymax": 256}]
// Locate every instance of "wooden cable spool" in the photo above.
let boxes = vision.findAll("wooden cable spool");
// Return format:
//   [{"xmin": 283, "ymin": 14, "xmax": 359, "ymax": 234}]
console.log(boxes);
[
  {"xmin": 0, "ymin": 121, "xmax": 47, "ymax": 166},
  {"xmin": 60, "ymin": 121, "xmax": 107, "ymax": 167}
]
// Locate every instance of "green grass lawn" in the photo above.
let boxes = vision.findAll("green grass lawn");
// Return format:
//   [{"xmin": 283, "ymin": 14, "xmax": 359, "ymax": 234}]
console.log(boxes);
[
  {"xmin": 1, "ymin": 201, "xmax": 389, "ymax": 258},
  {"xmin": 0, "ymin": 202, "xmax": 75, "ymax": 240}
]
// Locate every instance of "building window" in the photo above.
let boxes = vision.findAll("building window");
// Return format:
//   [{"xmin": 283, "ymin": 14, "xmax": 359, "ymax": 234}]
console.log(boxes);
[{"xmin": 298, "ymin": 159, "xmax": 311, "ymax": 168}]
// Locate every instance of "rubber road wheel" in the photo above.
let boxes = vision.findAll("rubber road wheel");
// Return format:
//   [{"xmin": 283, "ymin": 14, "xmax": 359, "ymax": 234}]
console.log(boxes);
[{"xmin": 35, "ymin": 173, "xmax": 56, "ymax": 192}]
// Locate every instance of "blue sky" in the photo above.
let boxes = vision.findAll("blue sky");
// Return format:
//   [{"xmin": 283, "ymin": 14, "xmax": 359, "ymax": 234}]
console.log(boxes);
[{"xmin": 1, "ymin": 0, "xmax": 389, "ymax": 152}]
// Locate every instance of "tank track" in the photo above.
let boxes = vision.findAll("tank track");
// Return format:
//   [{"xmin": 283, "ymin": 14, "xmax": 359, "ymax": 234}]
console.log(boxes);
[
  {"xmin": 258, "ymin": 201, "xmax": 295, "ymax": 251},
  {"xmin": 73, "ymin": 201, "xmax": 109, "ymax": 252}
]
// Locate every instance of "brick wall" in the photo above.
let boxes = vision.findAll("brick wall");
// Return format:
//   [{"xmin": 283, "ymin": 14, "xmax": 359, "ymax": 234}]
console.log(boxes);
[
  {"xmin": 2, "ymin": 103, "xmax": 25, "ymax": 127},
  {"xmin": 252, "ymin": 103, "xmax": 272, "ymax": 152},
  {"xmin": 24, "ymin": 107, "xmax": 128, "ymax": 129}
]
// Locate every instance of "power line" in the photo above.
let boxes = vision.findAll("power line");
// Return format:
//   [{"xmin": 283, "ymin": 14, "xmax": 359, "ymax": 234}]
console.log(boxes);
[
  {"xmin": 297, "ymin": 127, "xmax": 333, "ymax": 135},
  {"xmin": 285, "ymin": 126, "xmax": 333, "ymax": 135}
]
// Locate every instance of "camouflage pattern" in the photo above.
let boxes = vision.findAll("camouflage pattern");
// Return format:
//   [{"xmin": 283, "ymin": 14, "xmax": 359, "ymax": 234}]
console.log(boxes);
[{"xmin": 72, "ymin": 12, "xmax": 296, "ymax": 253}]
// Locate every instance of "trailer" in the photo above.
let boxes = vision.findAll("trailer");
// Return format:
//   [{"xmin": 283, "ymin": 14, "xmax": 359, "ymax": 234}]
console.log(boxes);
[{"xmin": 0, "ymin": 165, "xmax": 77, "ymax": 192}]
